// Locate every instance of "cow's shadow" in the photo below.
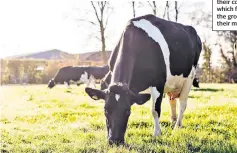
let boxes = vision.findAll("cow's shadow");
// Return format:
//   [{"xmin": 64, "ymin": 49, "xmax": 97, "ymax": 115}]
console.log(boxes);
[{"xmin": 191, "ymin": 88, "xmax": 224, "ymax": 92}]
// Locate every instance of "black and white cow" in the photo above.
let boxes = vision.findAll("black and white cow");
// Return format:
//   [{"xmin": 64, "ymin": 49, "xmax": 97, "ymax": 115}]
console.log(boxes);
[
  {"xmin": 85, "ymin": 14, "xmax": 202, "ymax": 145},
  {"xmin": 48, "ymin": 65, "xmax": 109, "ymax": 88}
]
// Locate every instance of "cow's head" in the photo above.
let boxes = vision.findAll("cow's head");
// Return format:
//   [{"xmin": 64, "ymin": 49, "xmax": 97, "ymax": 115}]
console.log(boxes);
[
  {"xmin": 85, "ymin": 83, "xmax": 150, "ymax": 145},
  {"xmin": 192, "ymin": 78, "xmax": 199, "ymax": 88},
  {"xmin": 48, "ymin": 79, "xmax": 55, "ymax": 88}
]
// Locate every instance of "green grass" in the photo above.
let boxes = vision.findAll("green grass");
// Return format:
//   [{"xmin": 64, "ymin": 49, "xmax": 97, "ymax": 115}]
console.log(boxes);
[{"xmin": 1, "ymin": 84, "xmax": 237, "ymax": 153}]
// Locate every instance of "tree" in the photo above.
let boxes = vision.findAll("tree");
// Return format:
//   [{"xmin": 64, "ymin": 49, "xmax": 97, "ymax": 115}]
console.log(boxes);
[
  {"xmin": 131, "ymin": 1, "xmax": 136, "ymax": 17},
  {"xmin": 218, "ymin": 31, "xmax": 237, "ymax": 69},
  {"xmin": 0, "ymin": 59, "xmax": 10, "ymax": 84},
  {"xmin": 147, "ymin": 1, "xmax": 157, "ymax": 16},
  {"xmin": 174, "ymin": 1, "xmax": 178, "ymax": 22},
  {"xmin": 202, "ymin": 40, "xmax": 212, "ymax": 82},
  {"xmin": 78, "ymin": 2, "xmax": 113, "ymax": 64},
  {"xmin": 218, "ymin": 41, "xmax": 237, "ymax": 82},
  {"xmin": 90, "ymin": 1, "xmax": 111, "ymax": 64},
  {"xmin": 7, "ymin": 60, "xmax": 22, "ymax": 83},
  {"xmin": 163, "ymin": 1, "xmax": 170, "ymax": 20}
]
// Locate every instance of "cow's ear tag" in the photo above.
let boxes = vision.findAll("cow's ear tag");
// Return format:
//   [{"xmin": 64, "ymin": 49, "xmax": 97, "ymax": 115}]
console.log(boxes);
[{"xmin": 92, "ymin": 95, "xmax": 99, "ymax": 100}]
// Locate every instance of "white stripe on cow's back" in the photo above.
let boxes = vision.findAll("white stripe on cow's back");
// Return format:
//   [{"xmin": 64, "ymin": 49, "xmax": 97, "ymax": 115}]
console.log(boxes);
[{"xmin": 132, "ymin": 19, "xmax": 171, "ymax": 78}]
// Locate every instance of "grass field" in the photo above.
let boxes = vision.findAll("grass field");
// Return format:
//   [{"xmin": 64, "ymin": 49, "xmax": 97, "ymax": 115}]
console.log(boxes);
[{"xmin": 0, "ymin": 84, "xmax": 237, "ymax": 153}]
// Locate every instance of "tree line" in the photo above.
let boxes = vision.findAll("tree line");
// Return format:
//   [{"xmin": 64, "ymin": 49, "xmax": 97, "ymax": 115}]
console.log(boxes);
[
  {"xmin": 85, "ymin": 1, "xmax": 236, "ymax": 83},
  {"xmin": 0, "ymin": 59, "xmax": 103, "ymax": 84},
  {"xmin": 1, "ymin": 1, "xmax": 237, "ymax": 84}
]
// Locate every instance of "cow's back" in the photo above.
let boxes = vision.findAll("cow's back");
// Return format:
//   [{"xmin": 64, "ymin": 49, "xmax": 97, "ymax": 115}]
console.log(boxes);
[
  {"xmin": 88, "ymin": 65, "xmax": 109, "ymax": 79},
  {"xmin": 111, "ymin": 14, "xmax": 202, "ymax": 93},
  {"xmin": 70, "ymin": 67, "xmax": 89, "ymax": 81},
  {"xmin": 54, "ymin": 66, "xmax": 73, "ymax": 83},
  {"xmin": 134, "ymin": 15, "xmax": 201, "ymax": 78}
]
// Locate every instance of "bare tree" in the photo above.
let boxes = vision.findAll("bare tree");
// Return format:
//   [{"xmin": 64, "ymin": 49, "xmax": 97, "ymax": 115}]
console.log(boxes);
[
  {"xmin": 175, "ymin": 1, "xmax": 178, "ymax": 22},
  {"xmin": 76, "ymin": 2, "xmax": 112, "ymax": 64},
  {"xmin": 163, "ymin": 1, "xmax": 170, "ymax": 20},
  {"xmin": 147, "ymin": 1, "xmax": 157, "ymax": 16},
  {"xmin": 90, "ymin": 1, "xmax": 111, "ymax": 64},
  {"xmin": 202, "ymin": 39, "xmax": 212, "ymax": 82},
  {"xmin": 132, "ymin": 1, "xmax": 136, "ymax": 17}
]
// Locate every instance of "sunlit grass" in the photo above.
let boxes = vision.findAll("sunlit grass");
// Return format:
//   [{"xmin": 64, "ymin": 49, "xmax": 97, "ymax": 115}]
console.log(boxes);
[{"xmin": 1, "ymin": 83, "xmax": 237, "ymax": 152}]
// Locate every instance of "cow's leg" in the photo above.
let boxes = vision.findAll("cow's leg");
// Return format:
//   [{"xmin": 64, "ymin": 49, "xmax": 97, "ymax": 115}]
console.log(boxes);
[
  {"xmin": 169, "ymin": 98, "xmax": 177, "ymax": 125},
  {"xmin": 87, "ymin": 75, "xmax": 96, "ymax": 88},
  {"xmin": 90, "ymin": 76, "xmax": 96, "ymax": 88},
  {"xmin": 174, "ymin": 79, "xmax": 193, "ymax": 129},
  {"xmin": 85, "ymin": 76, "xmax": 90, "ymax": 87},
  {"xmin": 68, "ymin": 81, "xmax": 71, "ymax": 88},
  {"xmin": 64, "ymin": 81, "xmax": 70, "ymax": 88},
  {"xmin": 150, "ymin": 87, "xmax": 164, "ymax": 136},
  {"xmin": 64, "ymin": 81, "xmax": 68, "ymax": 87},
  {"xmin": 77, "ymin": 82, "xmax": 83, "ymax": 86}
]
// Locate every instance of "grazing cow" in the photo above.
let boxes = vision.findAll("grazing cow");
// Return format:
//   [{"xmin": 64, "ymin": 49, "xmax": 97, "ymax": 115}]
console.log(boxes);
[
  {"xmin": 85, "ymin": 14, "xmax": 202, "ymax": 145},
  {"xmin": 48, "ymin": 65, "xmax": 109, "ymax": 88}
]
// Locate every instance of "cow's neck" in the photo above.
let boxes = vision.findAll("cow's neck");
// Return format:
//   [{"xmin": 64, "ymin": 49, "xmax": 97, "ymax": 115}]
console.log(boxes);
[
  {"xmin": 109, "ymin": 27, "xmax": 152, "ymax": 94},
  {"xmin": 111, "ymin": 55, "xmax": 149, "ymax": 94},
  {"xmin": 54, "ymin": 75, "xmax": 60, "ymax": 83},
  {"xmin": 111, "ymin": 61, "xmax": 134, "ymax": 88}
]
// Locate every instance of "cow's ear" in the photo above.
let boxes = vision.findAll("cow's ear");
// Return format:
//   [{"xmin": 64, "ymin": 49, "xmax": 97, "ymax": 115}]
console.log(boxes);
[
  {"xmin": 131, "ymin": 93, "xmax": 151, "ymax": 105},
  {"xmin": 85, "ymin": 87, "xmax": 106, "ymax": 100}
]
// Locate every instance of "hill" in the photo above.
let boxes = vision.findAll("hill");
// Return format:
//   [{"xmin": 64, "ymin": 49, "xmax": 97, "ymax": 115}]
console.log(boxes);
[
  {"xmin": 5, "ymin": 49, "xmax": 112, "ymax": 62},
  {"xmin": 78, "ymin": 51, "xmax": 112, "ymax": 61},
  {"xmin": 6, "ymin": 49, "xmax": 75, "ymax": 60}
]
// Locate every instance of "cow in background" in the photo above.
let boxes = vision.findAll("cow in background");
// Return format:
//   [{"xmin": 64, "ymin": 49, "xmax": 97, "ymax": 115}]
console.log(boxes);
[{"xmin": 48, "ymin": 65, "xmax": 109, "ymax": 89}]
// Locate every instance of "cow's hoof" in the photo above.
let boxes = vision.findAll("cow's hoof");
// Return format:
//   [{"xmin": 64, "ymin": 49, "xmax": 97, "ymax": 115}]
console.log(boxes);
[
  {"xmin": 173, "ymin": 123, "xmax": 182, "ymax": 130},
  {"xmin": 171, "ymin": 121, "xmax": 176, "ymax": 129},
  {"xmin": 170, "ymin": 117, "xmax": 177, "ymax": 123},
  {"xmin": 153, "ymin": 130, "xmax": 162, "ymax": 137}
]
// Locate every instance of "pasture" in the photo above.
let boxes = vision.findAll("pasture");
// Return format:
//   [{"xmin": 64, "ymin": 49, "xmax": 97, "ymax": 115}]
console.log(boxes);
[{"xmin": 1, "ymin": 84, "xmax": 237, "ymax": 153}]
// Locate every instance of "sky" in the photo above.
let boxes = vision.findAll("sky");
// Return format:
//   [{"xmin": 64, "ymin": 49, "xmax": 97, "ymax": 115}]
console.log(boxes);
[{"xmin": 0, "ymin": 0, "xmax": 212, "ymax": 59}]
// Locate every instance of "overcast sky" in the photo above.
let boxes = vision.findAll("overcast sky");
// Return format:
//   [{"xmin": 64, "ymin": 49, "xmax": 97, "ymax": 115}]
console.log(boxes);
[{"xmin": 0, "ymin": 0, "xmax": 211, "ymax": 58}]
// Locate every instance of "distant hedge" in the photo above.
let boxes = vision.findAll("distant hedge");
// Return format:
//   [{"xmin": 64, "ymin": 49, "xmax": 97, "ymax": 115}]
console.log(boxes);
[{"xmin": 0, "ymin": 59, "xmax": 104, "ymax": 84}]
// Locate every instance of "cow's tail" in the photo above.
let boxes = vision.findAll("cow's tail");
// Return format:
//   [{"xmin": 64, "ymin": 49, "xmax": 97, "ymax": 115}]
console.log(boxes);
[
  {"xmin": 193, "ymin": 35, "xmax": 202, "ymax": 68},
  {"xmin": 189, "ymin": 26, "xmax": 202, "ymax": 68}
]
